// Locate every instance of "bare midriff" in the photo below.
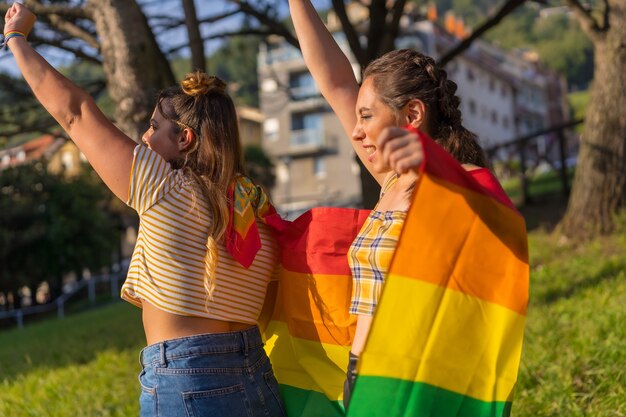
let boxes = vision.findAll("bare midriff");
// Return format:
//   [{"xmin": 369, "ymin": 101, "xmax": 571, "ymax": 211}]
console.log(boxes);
[{"xmin": 142, "ymin": 300, "xmax": 254, "ymax": 346}]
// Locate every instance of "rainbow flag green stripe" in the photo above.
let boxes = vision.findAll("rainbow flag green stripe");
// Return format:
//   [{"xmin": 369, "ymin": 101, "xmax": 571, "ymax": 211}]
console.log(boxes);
[
  {"xmin": 348, "ymin": 377, "xmax": 512, "ymax": 417},
  {"xmin": 278, "ymin": 385, "xmax": 343, "ymax": 417}
]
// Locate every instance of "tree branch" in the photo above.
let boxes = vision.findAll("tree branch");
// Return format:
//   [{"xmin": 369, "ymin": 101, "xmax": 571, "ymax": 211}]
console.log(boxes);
[
  {"xmin": 150, "ymin": 10, "xmax": 241, "ymax": 33},
  {"xmin": 50, "ymin": 16, "xmax": 98, "ymax": 48},
  {"xmin": 367, "ymin": 0, "xmax": 386, "ymax": 61},
  {"xmin": 228, "ymin": 0, "xmax": 299, "ymax": 48},
  {"xmin": 562, "ymin": 0, "xmax": 604, "ymax": 41},
  {"xmin": 182, "ymin": 0, "xmax": 206, "ymax": 71},
  {"xmin": 29, "ymin": 35, "xmax": 101, "ymax": 64},
  {"xmin": 602, "ymin": 0, "xmax": 610, "ymax": 31},
  {"xmin": 438, "ymin": 0, "xmax": 527, "ymax": 66},
  {"xmin": 0, "ymin": 3, "xmax": 91, "ymax": 20},
  {"xmin": 164, "ymin": 29, "xmax": 274, "ymax": 55},
  {"xmin": 331, "ymin": 0, "xmax": 367, "ymax": 67},
  {"xmin": 26, "ymin": 1, "xmax": 99, "ymax": 50},
  {"xmin": 380, "ymin": 0, "xmax": 407, "ymax": 56}
]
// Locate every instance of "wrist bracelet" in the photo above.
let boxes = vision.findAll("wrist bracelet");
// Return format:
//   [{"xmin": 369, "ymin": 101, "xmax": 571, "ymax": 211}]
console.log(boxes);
[{"xmin": 1, "ymin": 31, "xmax": 27, "ymax": 50}]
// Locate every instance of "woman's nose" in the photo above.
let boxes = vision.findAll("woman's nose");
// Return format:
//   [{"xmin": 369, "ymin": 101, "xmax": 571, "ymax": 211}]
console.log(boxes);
[
  {"xmin": 141, "ymin": 129, "xmax": 150, "ymax": 145},
  {"xmin": 352, "ymin": 124, "xmax": 364, "ymax": 141}
]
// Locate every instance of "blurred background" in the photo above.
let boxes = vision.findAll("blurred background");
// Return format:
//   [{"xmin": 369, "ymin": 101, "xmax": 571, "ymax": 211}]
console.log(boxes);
[{"xmin": 0, "ymin": 1, "xmax": 624, "ymax": 416}]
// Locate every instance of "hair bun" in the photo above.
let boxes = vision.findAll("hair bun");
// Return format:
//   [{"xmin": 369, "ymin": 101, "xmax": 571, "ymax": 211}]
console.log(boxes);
[{"xmin": 181, "ymin": 71, "xmax": 227, "ymax": 97}]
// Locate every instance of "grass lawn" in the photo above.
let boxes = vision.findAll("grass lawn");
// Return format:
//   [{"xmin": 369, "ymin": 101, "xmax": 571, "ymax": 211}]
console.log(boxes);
[
  {"xmin": 1, "ymin": 218, "xmax": 625, "ymax": 416},
  {"xmin": 0, "ymin": 302, "xmax": 144, "ymax": 417}
]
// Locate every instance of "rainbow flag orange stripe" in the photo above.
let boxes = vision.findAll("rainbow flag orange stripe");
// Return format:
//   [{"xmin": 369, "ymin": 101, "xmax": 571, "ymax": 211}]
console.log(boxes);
[{"xmin": 348, "ymin": 133, "xmax": 529, "ymax": 416}]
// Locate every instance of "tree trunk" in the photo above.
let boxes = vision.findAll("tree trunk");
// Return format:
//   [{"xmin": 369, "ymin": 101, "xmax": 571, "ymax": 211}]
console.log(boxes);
[
  {"xmin": 87, "ymin": 0, "xmax": 176, "ymax": 140},
  {"xmin": 182, "ymin": 0, "xmax": 206, "ymax": 72},
  {"xmin": 560, "ymin": 3, "xmax": 626, "ymax": 238}
]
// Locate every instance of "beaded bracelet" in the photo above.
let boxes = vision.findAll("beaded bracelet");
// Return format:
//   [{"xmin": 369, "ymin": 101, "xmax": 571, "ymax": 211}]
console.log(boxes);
[{"xmin": 1, "ymin": 31, "xmax": 27, "ymax": 50}]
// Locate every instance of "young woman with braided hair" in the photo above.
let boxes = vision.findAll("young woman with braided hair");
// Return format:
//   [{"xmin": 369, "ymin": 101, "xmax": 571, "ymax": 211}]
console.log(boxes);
[
  {"xmin": 4, "ymin": 4, "xmax": 286, "ymax": 417},
  {"xmin": 288, "ymin": 0, "xmax": 510, "ymax": 409}
]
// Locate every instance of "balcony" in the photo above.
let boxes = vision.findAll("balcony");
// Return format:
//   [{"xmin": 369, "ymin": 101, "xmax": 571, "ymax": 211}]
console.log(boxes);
[
  {"xmin": 264, "ymin": 44, "xmax": 302, "ymax": 66},
  {"xmin": 286, "ymin": 129, "xmax": 338, "ymax": 157},
  {"xmin": 290, "ymin": 85, "xmax": 320, "ymax": 101}
]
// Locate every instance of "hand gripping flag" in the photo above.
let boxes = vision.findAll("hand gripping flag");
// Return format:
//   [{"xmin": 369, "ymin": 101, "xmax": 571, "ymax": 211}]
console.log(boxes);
[{"xmin": 262, "ymin": 131, "xmax": 529, "ymax": 417}]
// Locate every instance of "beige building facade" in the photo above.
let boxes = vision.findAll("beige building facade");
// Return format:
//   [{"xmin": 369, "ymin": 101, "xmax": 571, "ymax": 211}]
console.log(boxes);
[{"xmin": 258, "ymin": 39, "xmax": 362, "ymax": 217}]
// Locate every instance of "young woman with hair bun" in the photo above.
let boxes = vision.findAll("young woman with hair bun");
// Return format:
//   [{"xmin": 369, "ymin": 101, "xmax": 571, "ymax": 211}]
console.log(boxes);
[
  {"xmin": 288, "ymin": 0, "xmax": 510, "ymax": 409},
  {"xmin": 4, "ymin": 4, "xmax": 286, "ymax": 417}
]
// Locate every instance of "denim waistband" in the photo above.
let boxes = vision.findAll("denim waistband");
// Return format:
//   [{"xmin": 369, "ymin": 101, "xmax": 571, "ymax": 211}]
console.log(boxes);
[{"xmin": 140, "ymin": 325, "xmax": 264, "ymax": 367}]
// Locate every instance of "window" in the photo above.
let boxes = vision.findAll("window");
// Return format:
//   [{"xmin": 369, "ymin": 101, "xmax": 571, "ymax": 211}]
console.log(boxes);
[
  {"xmin": 291, "ymin": 112, "xmax": 323, "ymax": 147},
  {"xmin": 289, "ymin": 72, "xmax": 318, "ymax": 100},
  {"xmin": 468, "ymin": 100, "xmax": 477, "ymax": 115},
  {"xmin": 261, "ymin": 78, "xmax": 278, "ymax": 93},
  {"xmin": 62, "ymin": 151, "xmax": 74, "ymax": 171},
  {"xmin": 491, "ymin": 111, "xmax": 498, "ymax": 124},
  {"xmin": 263, "ymin": 118, "xmax": 280, "ymax": 142},
  {"xmin": 277, "ymin": 161, "xmax": 290, "ymax": 184},
  {"xmin": 466, "ymin": 67, "xmax": 475, "ymax": 82},
  {"xmin": 313, "ymin": 157, "xmax": 326, "ymax": 178}
]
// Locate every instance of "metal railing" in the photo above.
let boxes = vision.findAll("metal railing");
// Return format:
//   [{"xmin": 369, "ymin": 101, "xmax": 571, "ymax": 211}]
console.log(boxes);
[
  {"xmin": 485, "ymin": 119, "xmax": 583, "ymax": 205},
  {"xmin": 0, "ymin": 272, "xmax": 124, "ymax": 330}
]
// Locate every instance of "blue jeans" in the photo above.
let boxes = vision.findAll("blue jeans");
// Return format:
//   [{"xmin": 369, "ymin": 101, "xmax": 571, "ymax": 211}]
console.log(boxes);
[{"xmin": 139, "ymin": 326, "xmax": 286, "ymax": 417}]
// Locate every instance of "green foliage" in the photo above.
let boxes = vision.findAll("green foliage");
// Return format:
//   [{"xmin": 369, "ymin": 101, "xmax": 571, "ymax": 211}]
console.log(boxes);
[
  {"xmin": 244, "ymin": 144, "xmax": 275, "ymax": 191},
  {"xmin": 170, "ymin": 35, "xmax": 261, "ymax": 107},
  {"xmin": 485, "ymin": 7, "xmax": 594, "ymax": 90},
  {"xmin": 1, "ymin": 62, "xmax": 112, "ymax": 142},
  {"xmin": 501, "ymin": 168, "xmax": 575, "ymax": 207},
  {"xmin": 0, "ymin": 161, "xmax": 121, "ymax": 298},
  {"xmin": 568, "ymin": 90, "xmax": 589, "ymax": 135},
  {"xmin": 431, "ymin": 1, "xmax": 595, "ymax": 90},
  {"xmin": 568, "ymin": 90, "xmax": 589, "ymax": 131},
  {"xmin": 450, "ymin": 0, "xmax": 496, "ymax": 26},
  {"xmin": 211, "ymin": 36, "xmax": 262, "ymax": 108}
]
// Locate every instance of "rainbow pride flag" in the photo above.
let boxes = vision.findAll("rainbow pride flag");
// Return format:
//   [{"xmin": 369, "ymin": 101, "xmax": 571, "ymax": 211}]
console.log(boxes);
[
  {"xmin": 348, "ymin": 133, "xmax": 529, "ymax": 416},
  {"xmin": 262, "ymin": 134, "xmax": 528, "ymax": 416}
]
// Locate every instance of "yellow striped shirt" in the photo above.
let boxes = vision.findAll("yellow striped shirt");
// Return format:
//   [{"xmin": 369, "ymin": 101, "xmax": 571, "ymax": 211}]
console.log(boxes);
[{"xmin": 122, "ymin": 145, "xmax": 279, "ymax": 323}]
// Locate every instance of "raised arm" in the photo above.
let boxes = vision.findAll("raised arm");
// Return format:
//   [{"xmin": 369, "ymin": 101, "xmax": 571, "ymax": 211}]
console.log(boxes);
[
  {"xmin": 4, "ymin": 3, "xmax": 135, "ymax": 201},
  {"xmin": 288, "ymin": 0, "xmax": 384, "ymax": 183}
]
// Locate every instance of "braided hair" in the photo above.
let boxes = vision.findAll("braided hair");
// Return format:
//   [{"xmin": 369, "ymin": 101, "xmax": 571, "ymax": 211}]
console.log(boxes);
[{"xmin": 363, "ymin": 49, "xmax": 487, "ymax": 167}]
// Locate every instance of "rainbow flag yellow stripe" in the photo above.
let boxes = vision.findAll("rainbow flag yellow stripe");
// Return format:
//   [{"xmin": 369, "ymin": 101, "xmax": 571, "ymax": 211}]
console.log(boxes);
[{"xmin": 348, "ymin": 133, "xmax": 528, "ymax": 417}]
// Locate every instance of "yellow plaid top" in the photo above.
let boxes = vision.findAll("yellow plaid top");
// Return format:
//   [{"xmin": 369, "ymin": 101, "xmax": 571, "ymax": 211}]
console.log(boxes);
[{"xmin": 348, "ymin": 175, "xmax": 407, "ymax": 316}]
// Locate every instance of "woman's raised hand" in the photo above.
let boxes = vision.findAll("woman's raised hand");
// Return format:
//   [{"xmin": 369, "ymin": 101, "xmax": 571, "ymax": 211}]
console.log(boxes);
[
  {"xmin": 375, "ymin": 127, "xmax": 424, "ymax": 175},
  {"xmin": 4, "ymin": 3, "xmax": 36, "ymax": 37}
]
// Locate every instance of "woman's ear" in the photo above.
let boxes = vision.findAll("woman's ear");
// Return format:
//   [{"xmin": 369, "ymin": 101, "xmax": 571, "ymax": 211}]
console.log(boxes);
[
  {"xmin": 177, "ymin": 128, "xmax": 196, "ymax": 152},
  {"xmin": 405, "ymin": 99, "xmax": 427, "ymax": 129}
]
